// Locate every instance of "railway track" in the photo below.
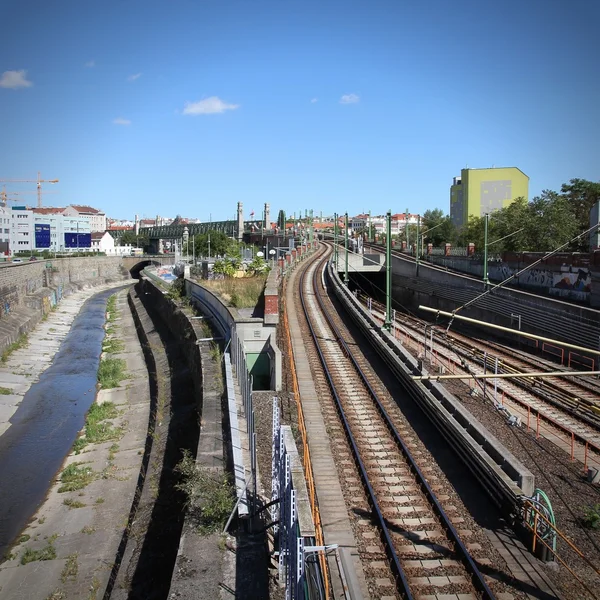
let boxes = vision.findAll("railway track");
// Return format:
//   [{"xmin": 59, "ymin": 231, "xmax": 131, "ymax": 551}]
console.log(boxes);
[
  {"xmin": 362, "ymin": 295, "xmax": 600, "ymax": 470},
  {"xmin": 300, "ymin": 250, "xmax": 497, "ymax": 599}
]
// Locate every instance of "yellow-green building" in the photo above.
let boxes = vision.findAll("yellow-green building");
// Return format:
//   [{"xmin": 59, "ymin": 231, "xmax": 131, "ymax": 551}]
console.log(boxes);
[{"xmin": 450, "ymin": 167, "xmax": 529, "ymax": 228}]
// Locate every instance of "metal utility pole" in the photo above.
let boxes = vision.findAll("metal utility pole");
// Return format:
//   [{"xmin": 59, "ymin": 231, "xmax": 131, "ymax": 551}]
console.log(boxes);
[
  {"xmin": 385, "ymin": 210, "xmax": 392, "ymax": 331},
  {"xmin": 309, "ymin": 209, "xmax": 314, "ymax": 245},
  {"xmin": 405, "ymin": 207, "xmax": 410, "ymax": 250},
  {"xmin": 368, "ymin": 210, "xmax": 372, "ymax": 243},
  {"xmin": 344, "ymin": 213, "xmax": 349, "ymax": 285},
  {"xmin": 416, "ymin": 214, "xmax": 420, "ymax": 276},
  {"xmin": 483, "ymin": 213, "xmax": 489, "ymax": 286},
  {"xmin": 333, "ymin": 212, "xmax": 338, "ymax": 266}
]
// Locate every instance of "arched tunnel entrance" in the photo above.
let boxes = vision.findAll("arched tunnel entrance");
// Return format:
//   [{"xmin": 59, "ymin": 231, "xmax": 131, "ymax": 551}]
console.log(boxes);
[{"xmin": 128, "ymin": 260, "xmax": 159, "ymax": 279}]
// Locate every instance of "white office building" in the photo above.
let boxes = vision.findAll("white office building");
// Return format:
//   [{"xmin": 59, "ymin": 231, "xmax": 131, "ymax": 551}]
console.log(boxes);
[
  {"xmin": 10, "ymin": 207, "xmax": 91, "ymax": 254},
  {"xmin": 63, "ymin": 205, "xmax": 107, "ymax": 232}
]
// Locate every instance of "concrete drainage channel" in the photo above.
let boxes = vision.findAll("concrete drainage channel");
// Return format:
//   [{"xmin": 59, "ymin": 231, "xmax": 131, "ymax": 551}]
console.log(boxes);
[{"xmin": 104, "ymin": 281, "xmax": 201, "ymax": 599}]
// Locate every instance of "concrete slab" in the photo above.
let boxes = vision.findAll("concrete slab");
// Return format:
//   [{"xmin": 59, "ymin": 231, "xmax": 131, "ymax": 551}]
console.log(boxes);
[
  {"xmin": 0, "ymin": 285, "xmax": 151, "ymax": 600},
  {"xmin": 0, "ymin": 394, "xmax": 23, "ymax": 405},
  {"xmin": 0, "ymin": 403, "xmax": 17, "ymax": 423}
]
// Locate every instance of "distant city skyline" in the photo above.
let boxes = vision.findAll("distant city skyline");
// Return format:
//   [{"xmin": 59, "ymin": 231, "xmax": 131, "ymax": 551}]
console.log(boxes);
[{"xmin": 1, "ymin": 0, "xmax": 598, "ymax": 221}]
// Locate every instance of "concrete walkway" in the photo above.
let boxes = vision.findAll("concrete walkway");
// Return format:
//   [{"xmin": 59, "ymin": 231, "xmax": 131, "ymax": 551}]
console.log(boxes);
[
  {"xmin": 0, "ymin": 285, "xmax": 152, "ymax": 600},
  {"xmin": 0, "ymin": 281, "xmax": 132, "ymax": 439}
]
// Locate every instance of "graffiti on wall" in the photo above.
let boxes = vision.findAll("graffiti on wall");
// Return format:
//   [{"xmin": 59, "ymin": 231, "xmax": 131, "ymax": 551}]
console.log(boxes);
[
  {"xmin": 489, "ymin": 264, "xmax": 555, "ymax": 288},
  {"xmin": 551, "ymin": 268, "xmax": 591, "ymax": 301},
  {"xmin": 489, "ymin": 263, "xmax": 591, "ymax": 302}
]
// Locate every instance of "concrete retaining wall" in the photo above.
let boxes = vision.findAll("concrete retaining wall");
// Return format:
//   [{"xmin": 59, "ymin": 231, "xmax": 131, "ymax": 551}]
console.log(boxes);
[
  {"xmin": 389, "ymin": 253, "xmax": 600, "ymax": 355},
  {"xmin": 0, "ymin": 257, "xmax": 130, "ymax": 355}
]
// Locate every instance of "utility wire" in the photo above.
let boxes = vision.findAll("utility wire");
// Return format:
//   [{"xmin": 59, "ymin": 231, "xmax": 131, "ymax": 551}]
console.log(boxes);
[{"xmin": 446, "ymin": 222, "xmax": 600, "ymax": 333}]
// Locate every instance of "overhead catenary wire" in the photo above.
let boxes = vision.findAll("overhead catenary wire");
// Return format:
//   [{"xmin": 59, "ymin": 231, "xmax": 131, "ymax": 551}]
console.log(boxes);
[{"xmin": 445, "ymin": 221, "xmax": 600, "ymax": 333}]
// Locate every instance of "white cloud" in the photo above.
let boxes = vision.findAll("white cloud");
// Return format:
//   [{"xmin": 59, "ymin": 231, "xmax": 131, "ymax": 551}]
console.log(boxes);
[
  {"xmin": 182, "ymin": 96, "xmax": 239, "ymax": 115},
  {"xmin": 340, "ymin": 93, "xmax": 360, "ymax": 104},
  {"xmin": 310, "ymin": 98, "xmax": 318, "ymax": 103},
  {"xmin": 113, "ymin": 117, "xmax": 131, "ymax": 126},
  {"xmin": 85, "ymin": 60, "xmax": 95, "ymax": 68},
  {"xmin": 127, "ymin": 73, "xmax": 141, "ymax": 82},
  {"xmin": 0, "ymin": 70, "xmax": 33, "ymax": 89}
]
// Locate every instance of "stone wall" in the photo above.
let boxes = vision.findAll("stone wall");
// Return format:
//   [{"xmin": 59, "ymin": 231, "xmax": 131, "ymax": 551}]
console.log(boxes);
[
  {"xmin": 0, "ymin": 257, "xmax": 130, "ymax": 355},
  {"xmin": 0, "ymin": 257, "xmax": 128, "ymax": 319}
]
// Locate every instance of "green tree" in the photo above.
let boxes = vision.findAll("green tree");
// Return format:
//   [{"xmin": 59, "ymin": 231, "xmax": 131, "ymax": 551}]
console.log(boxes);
[
  {"xmin": 212, "ymin": 257, "xmax": 239, "ymax": 278},
  {"xmin": 526, "ymin": 191, "xmax": 578, "ymax": 251},
  {"xmin": 277, "ymin": 210, "xmax": 286, "ymax": 230},
  {"xmin": 247, "ymin": 255, "xmax": 269, "ymax": 275},
  {"xmin": 487, "ymin": 197, "xmax": 529, "ymax": 252},
  {"xmin": 119, "ymin": 231, "xmax": 148, "ymax": 248},
  {"xmin": 559, "ymin": 179, "xmax": 600, "ymax": 250},
  {"xmin": 421, "ymin": 209, "xmax": 457, "ymax": 247},
  {"xmin": 193, "ymin": 231, "xmax": 239, "ymax": 258}
]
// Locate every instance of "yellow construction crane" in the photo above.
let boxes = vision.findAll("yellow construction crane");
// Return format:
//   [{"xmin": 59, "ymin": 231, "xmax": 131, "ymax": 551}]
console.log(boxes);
[
  {"xmin": 0, "ymin": 185, "xmax": 58, "ymax": 207},
  {"xmin": 0, "ymin": 172, "xmax": 59, "ymax": 208}
]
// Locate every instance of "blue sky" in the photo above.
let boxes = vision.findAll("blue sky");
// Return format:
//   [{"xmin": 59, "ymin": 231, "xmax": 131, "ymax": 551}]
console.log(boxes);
[{"xmin": 1, "ymin": 0, "xmax": 598, "ymax": 222}]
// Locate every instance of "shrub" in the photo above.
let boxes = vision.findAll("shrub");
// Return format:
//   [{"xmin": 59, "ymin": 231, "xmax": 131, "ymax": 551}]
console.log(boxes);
[
  {"xmin": 582, "ymin": 504, "xmax": 600, "ymax": 529},
  {"xmin": 174, "ymin": 450, "xmax": 234, "ymax": 534}
]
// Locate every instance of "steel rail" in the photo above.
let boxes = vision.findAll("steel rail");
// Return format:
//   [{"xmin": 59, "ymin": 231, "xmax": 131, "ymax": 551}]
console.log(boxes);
[
  {"xmin": 318, "ymin": 257, "xmax": 496, "ymax": 600},
  {"xmin": 367, "ymin": 294, "xmax": 600, "ymax": 431},
  {"xmin": 298, "ymin": 252, "xmax": 412, "ymax": 599},
  {"xmin": 302, "ymin": 248, "xmax": 495, "ymax": 599}
]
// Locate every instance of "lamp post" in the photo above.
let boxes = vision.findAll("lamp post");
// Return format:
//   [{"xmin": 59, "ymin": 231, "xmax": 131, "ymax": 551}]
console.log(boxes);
[
  {"xmin": 385, "ymin": 210, "xmax": 392, "ymax": 331},
  {"xmin": 269, "ymin": 248, "xmax": 276, "ymax": 267},
  {"xmin": 182, "ymin": 226, "xmax": 189, "ymax": 262},
  {"xmin": 333, "ymin": 212, "xmax": 338, "ymax": 266},
  {"xmin": 405, "ymin": 207, "xmax": 410, "ymax": 251},
  {"xmin": 416, "ymin": 214, "xmax": 420, "ymax": 275},
  {"xmin": 344, "ymin": 213, "xmax": 349, "ymax": 285},
  {"xmin": 482, "ymin": 214, "xmax": 489, "ymax": 286}
]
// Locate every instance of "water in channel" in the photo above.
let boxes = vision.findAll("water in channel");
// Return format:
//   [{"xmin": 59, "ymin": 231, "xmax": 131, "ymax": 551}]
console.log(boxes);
[{"xmin": 0, "ymin": 287, "xmax": 125, "ymax": 556}]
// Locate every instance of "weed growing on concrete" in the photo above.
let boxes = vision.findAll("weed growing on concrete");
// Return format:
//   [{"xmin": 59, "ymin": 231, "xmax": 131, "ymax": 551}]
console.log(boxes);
[
  {"xmin": 0, "ymin": 387, "xmax": 12, "ymax": 395},
  {"xmin": 102, "ymin": 338, "xmax": 125, "ymax": 354},
  {"xmin": 61, "ymin": 553, "xmax": 78, "ymax": 583},
  {"xmin": 72, "ymin": 402, "xmax": 122, "ymax": 452},
  {"xmin": 21, "ymin": 541, "xmax": 56, "ymax": 564},
  {"xmin": 81, "ymin": 525, "xmax": 96, "ymax": 535},
  {"xmin": 1, "ymin": 333, "xmax": 29, "ymax": 363},
  {"xmin": 88, "ymin": 576, "xmax": 101, "ymax": 600},
  {"xmin": 18, "ymin": 534, "xmax": 30, "ymax": 544},
  {"xmin": 38, "ymin": 517, "xmax": 46, "ymax": 524},
  {"xmin": 63, "ymin": 498, "xmax": 86, "ymax": 509},
  {"xmin": 174, "ymin": 450, "xmax": 234, "ymax": 534},
  {"xmin": 45, "ymin": 591, "xmax": 66, "ymax": 600},
  {"xmin": 72, "ymin": 437, "xmax": 87, "ymax": 454},
  {"xmin": 97, "ymin": 357, "xmax": 127, "ymax": 388},
  {"xmin": 108, "ymin": 443, "xmax": 119, "ymax": 461},
  {"xmin": 58, "ymin": 463, "xmax": 95, "ymax": 493},
  {"xmin": 209, "ymin": 341, "xmax": 222, "ymax": 363},
  {"xmin": 106, "ymin": 294, "xmax": 118, "ymax": 321},
  {"xmin": 95, "ymin": 497, "xmax": 105, "ymax": 504}
]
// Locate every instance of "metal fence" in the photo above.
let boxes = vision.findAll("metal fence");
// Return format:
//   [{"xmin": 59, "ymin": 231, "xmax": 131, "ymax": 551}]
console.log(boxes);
[
  {"xmin": 272, "ymin": 398, "xmax": 306, "ymax": 600},
  {"xmin": 230, "ymin": 327, "xmax": 257, "ymax": 513}
]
